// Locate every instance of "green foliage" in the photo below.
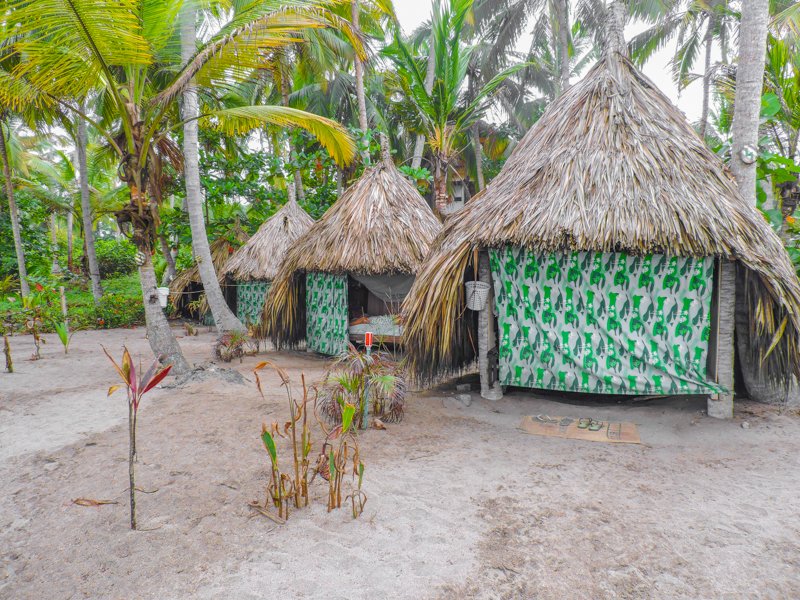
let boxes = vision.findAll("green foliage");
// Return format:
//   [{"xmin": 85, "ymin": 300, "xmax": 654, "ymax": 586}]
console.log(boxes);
[
  {"xmin": 94, "ymin": 238, "xmax": 138, "ymax": 278},
  {"xmin": 398, "ymin": 164, "xmax": 433, "ymax": 195}
]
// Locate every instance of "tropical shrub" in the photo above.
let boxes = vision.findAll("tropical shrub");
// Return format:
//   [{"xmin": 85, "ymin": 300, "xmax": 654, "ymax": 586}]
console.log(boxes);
[{"xmin": 94, "ymin": 239, "xmax": 138, "ymax": 278}]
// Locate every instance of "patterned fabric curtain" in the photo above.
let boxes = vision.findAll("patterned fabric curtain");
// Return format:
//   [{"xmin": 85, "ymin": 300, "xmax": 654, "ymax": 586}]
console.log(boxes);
[
  {"xmin": 236, "ymin": 280, "xmax": 271, "ymax": 326},
  {"xmin": 306, "ymin": 272, "xmax": 349, "ymax": 355},
  {"xmin": 489, "ymin": 247, "xmax": 721, "ymax": 395}
]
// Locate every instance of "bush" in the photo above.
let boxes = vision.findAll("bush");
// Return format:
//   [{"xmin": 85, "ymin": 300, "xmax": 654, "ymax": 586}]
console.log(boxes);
[{"xmin": 95, "ymin": 239, "xmax": 138, "ymax": 278}]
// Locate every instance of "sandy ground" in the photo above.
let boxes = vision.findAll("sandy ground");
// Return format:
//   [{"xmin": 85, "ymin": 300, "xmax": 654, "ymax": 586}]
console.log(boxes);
[{"xmin": 1, "ymin": 326, "xmax": 799, "ymax": 599}]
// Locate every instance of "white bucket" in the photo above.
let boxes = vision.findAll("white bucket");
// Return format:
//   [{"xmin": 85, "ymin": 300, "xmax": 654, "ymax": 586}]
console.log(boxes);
[
  {"xmin": 465, "ymin": 281, "xmax": 490, "ymax": 311},
  {"xmin": 157, "ymin": 287, "xmax": 170, "ymax": 308}
]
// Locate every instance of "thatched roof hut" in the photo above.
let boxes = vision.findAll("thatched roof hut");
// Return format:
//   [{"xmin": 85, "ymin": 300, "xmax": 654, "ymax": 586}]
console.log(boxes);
[
  {"xmin": 169, "ymin": 222, "xmax": 249, "ymax": 315},
  {"xmin": 221, "ymin": 199, "xmax": 314, "ymax": 325},
  {"xmin": 262, "ymin": 154, "xmax": 441, "ymax": 353},
  {"xmin": 402, "ymin": 51, "xmax": 800, "ymax": 396},
  {"xmin": 223, "ymin": 199, "xmax": 315, "ymax": 282}
]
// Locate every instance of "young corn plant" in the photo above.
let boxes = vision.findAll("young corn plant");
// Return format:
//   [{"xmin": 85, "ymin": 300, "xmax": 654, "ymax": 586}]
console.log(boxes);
[
  {"xmin": 53, "ymin": 321, "xmax": 77, "ymax": 355},
  {"xmin": 103, "ymin": 346, "xmax": 172, "ymax": 530},
  {"xmin": 252, "ymin": 362, "xmax": 314, "ymax": 523}
]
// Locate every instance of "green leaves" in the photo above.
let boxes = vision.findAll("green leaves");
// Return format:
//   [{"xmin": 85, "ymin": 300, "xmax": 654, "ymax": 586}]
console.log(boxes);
[
  {"xmin": 205, "ymin": 106, "xmax": 355, "ymax": 166},
  {"xmin": 261, "ymin": 429, "xmax": 278, "ymax": 465},
  {"xmin": 341, "ymin": 403, "xmax": 356, "ymax": 434}
]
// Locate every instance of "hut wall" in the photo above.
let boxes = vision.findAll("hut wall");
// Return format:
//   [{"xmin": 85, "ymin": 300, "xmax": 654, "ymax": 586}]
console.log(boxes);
[
  {"xmin": 488, "ymin": 247, "xmax": 723, "ymax": 395},
  {"xmin": 306, "ymin": 272, "xmax": 348, "ymax": 355},
  {"xmin": 237, "ymin": 280, "xmax": 271, "ymax": 326}
]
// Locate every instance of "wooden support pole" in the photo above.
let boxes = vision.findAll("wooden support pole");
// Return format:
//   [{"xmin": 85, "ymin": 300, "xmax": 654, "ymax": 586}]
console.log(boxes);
[
  {"xmin": 707, "ymin": 259, "xmax": 736, "ymax": 419},
  {"xmin": 478, "ymin": 252, "xmax": 502, "ymax": 401}
]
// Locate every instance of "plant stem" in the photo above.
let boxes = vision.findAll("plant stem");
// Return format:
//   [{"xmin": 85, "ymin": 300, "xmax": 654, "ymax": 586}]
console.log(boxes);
[{"xmin": 128, "ymin": 402, "xmax": 137, "ymax": 530}]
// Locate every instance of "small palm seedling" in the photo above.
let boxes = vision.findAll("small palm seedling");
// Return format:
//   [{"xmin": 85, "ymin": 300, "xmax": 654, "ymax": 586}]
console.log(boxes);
[
  {"xmin": 315, "ymin": 399, "xmax": 366, "ymax": 518},
  {"xmin": 214, "ymin": 330, "xmax": 254, "ymax": 363},
  {"xmin": 3, "ymin": 334, "xmax": 11, "ymax": 373},
  {"xmin": 252, "ymin": 362, "xmax": 314, "ymax": 522},
  {"xmin": 103, "ymin": 346, "xmax": 172, "ymax": 530},
  {"xmin": 317, "ymin": 343, "xmax": 407, "ymax": 429},
  {"xmin": 53, "ymin": 321, "xmax": 78, "ymax": 355},
  {"xmin": 21, "ymin": 293, "xmax": 46, "ymax": 360}
]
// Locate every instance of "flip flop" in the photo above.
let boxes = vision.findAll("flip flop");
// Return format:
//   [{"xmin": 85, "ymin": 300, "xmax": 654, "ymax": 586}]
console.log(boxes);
[
  {"xmin": 577, "ymin": 417, "xmax": 591, "ymax": 429},
  {"xmin": 588, "ymin": 419, "xmax": 603, "ymax": 431}
]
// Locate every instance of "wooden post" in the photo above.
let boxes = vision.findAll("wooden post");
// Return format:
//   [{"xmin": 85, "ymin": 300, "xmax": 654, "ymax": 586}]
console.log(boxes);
[
  {"xmin": 707, "ymin": 259, "xmax": 735, "ymax": 419},
  {"xmin": 478, "ymin": 252, "xmax": 502, "ymax": 400}
]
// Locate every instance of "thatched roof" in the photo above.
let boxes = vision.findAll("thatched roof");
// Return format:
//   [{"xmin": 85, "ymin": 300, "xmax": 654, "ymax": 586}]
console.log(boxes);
[
  {"xmin": 403, "ymin": 52, "xmax": 800, "ymax": 385},
  {"xmin": 260, "ymin": 156, "xmax": 441, "ymax": 346},
  {"xmin": 222, "ymin": 200, "xmax": 314, "ymax": 282},
  {"xmin": 169, "ymin": 222, "xmax": 250, "ymax": 303}
]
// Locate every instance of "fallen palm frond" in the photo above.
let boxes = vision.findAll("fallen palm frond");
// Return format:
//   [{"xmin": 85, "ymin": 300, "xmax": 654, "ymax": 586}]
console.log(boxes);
[
  {"xmin": 223, "ymin": 199, "xmax": 314, "ymax": 282},
  {"xmin": 261, "ymin": 156, "xmax": 440, "ymax": 346},
  {"xmin": 402, "ymin": 52, "xmax": 800, "ymax": 387}
]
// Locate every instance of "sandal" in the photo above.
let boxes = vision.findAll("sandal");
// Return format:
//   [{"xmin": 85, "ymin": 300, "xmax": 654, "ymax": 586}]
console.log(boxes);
[
  {"xmin": 577, "ymin": 417, "xmax": 591, "ymax": 429},
  {"xmin": 588, "ymin": 419, "xmax": 603, "ymax": 431}
]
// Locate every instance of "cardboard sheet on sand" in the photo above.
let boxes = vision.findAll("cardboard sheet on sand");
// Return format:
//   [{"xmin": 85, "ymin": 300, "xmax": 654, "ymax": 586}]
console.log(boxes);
[{"xmin": 520, "ymin": 415, "xmax": 641, "ymax": 445}]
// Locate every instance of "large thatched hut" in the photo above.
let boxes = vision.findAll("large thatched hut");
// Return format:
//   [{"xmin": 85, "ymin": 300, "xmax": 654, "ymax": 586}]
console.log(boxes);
[
  {"xmin": 262, "ymin": 152, "xmax": 441, "ymax": 355},
  {"xmin": 402, "ymin": 46, "xmax": 800, "ymax": 417},
  {"xmin": 222, "ymin": 199, "xmax": 314, "ymax": 326},
  {"xmin": 169, "ymin": 222, "xmax": 249, "ymax": 322}
]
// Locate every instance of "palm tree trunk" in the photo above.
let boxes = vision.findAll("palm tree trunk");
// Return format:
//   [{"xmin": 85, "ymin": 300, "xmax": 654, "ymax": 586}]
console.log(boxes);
[
  {"xmin": 434, "ymin": 155, "xmax": 448, "ymax": 213},
  {"xmin": 699, "ymin": 16, "xmax": 715, "ymax": 139},
  {"xmin": 159, "ymin": 233, "xmax": 177, "ymax": 285},
  {"xmin": 279, "ymin": 69, "xmax": 307, "ymax": 202},
  {"xmin": 553, "ymin": 0, "xmax": 571, "ymax": 94},
  {"xmin": 66, "ymin": 205, "xmax": 74, "ymax": 272},
  {"xmin": 139, "ymin": 250, "xmax": 189, "ymax": 373},
  {"xmin": 180, "ymin": 4, "xmax": 244, "ymax": 333},
  {"xmin": 411, "ymin": 33, "xmax": 437, "ymax": 170},
  {"xmin": 50, "ymin": 212, "xmax": 61, "ymax": 274},
  {"xmin": 730, "ymin": 0, "xmax": 792, "ymax": 404},
  {"xmin": 77, "ymin": 111, "xmax": 103, "ymax": 302},
  {"xmin": 472, "ymin": 122, "xmax": 484, "ymax": 192},
  {"xmin": 352, "ymin": 0, "xmax": 370, "ymax": 163},
  {"xmin": 0, "ymin": 116, "xmax": 30, "ymax": 297}
]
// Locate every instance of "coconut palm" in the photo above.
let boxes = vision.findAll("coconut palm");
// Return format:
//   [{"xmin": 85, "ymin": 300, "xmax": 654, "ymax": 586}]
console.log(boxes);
[
  {"xmin": 385, "ymin": 0, "xmax": 527, "ymax": 212},
  {"xmin": 1, "ymin": 0, "xmax": 358, "ymax": 371}
]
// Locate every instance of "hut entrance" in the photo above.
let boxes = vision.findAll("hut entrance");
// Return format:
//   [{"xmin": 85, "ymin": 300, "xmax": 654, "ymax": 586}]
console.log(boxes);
[
  {"xmin": 236, "ymin": 280, "xmax": 270, "ymax": 327},
  {"xmin": 488, "ymin": 247, "xmax": 724, "ymax": 395}
]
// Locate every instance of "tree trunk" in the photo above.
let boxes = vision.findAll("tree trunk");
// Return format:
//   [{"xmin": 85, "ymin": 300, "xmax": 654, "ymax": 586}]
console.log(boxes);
[
  {"xmin": 472, "ymin": 122, "xmax": 485, "ymax": 192},
  {"xmin": 699, "ymin": 15, "xmax": 715, "ymax": 140},
  {"xmin": 553, "ymin": 0, "xmax": 571, "ymax": 95},
  {"xmin": 606, "ymin": 1, "xmax": 627, "ymax": 57},
  {"xmin": 77, "ymin": 112, "xmax": 103, "ymax": 301},
  {"xmin": 433, "ymin": 156, "xmax": 448, "ymax": 214},
  {"xmin": 0, "ymin": 117, "xmax": 30, "ymax": 297},
  {"xmin": 139, "ymin": 251, "xmax": 189, "ymax": 373},
  {"xmin": 352, "ymin": 0, "xmax": 370, "ymax": 164},
  {"xmin": 128, "ymin": 402, "xmax": 137, "ymax": 530},
  {"xmin": 730, "ymin": 0, "xmax": 791, "ymax": 404},
  {"xmin": 159, "ymin": 233, "xmax": 177, "ymax": 285},
  {"xmin": 411, "ymin": 33, "xmax": 437, "ymax": 170},
  {"xmin": 180, "ymin": 4, "xmax": 244, "ymax": 333},
  {"xmin": 50, "ymin": 212, "xmax": 61, "ymax": 275},
  {"xmin": 66, "ymin": 199, "xmax": 74, "ymax": 272}
]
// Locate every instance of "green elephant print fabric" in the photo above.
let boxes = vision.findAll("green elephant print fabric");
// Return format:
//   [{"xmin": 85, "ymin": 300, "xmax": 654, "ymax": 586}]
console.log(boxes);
[
  {"xmin": 236, "ymin": 280, "xmax": 270, "ymax": 326},
  {"xmin": 306, "ymin": 272, "xmax": 348, "ymax": 355},
  {"xmin": 489, "ymin": 248, "xmax": 721, "ymax": 395}
]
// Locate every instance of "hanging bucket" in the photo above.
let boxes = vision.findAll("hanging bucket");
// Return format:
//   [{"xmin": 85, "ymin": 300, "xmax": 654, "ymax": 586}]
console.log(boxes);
[
  {"xmin": 156, "ymin": 287, "xmax": 170, "ymax": 308},
  {"xmin": 465, "ymin": 281, "xmax": 490, "ymax": 311}
]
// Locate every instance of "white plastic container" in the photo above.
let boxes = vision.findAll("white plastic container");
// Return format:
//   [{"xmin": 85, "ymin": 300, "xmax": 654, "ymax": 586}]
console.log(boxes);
[
  {"xmin": 156, "ymin": 287, "xmax": 170, "ymax": 308},
  {"xmin": 465, "ymin": 281, "xmax": 490, "ymax": 311}
]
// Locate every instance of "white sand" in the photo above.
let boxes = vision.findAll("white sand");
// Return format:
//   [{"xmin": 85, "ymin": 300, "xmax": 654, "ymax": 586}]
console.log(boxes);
[{"xmin": 1, "ymin": 326, "xmax": 799, "ymax": 599}]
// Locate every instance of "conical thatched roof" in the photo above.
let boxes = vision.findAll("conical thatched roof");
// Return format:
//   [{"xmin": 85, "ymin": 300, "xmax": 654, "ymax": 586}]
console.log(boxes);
[
  {"xmin": 169, "ymin": 222, "xmax": 250, "ymax": 303},
  {"xmin": 260, "ymin": 157, "xmax": 441, "ymax": 346},
  {"xmin": 222, "ymin": 200, "xmax": 314, "ymax": 282},
  {"xmin": 403, "ymin": 52, "xmax": 800, "ymax": 385}
]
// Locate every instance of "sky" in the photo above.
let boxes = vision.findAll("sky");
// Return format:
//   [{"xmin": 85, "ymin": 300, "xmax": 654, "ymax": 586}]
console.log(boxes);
[{"xmin": 392, "ymin": 0, "xmax": 707, "ymax": 124}]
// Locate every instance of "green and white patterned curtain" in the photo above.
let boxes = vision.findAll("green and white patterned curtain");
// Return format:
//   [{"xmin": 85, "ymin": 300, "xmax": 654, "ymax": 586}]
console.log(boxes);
[
  {"xmin": 236, "ymin": 280, "xmax": 270, "ymax": 326},
  {"xmin": 306, "ymin": 272, "xmax": 348, "ymax": 355},
  {"xmin": 489, "ymin": 247, "xmax": 722, "ymax": 395}
]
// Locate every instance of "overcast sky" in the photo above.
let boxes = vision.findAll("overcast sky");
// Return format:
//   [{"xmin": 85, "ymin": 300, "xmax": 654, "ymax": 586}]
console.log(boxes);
[{"xmin": 392, "ymin": 1, "xmax": 707, "ymax": 124}]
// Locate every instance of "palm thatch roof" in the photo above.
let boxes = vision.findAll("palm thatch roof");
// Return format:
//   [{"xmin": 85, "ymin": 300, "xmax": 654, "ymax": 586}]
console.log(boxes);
[
  {"xmin": 261, "ymin": 156, "xmax": 441, "ymax": 346},
  {"xmin": 403, "ymin": 52, "xmax": 800, "ymax": 386},
  {"xmin": 222, "ymin": 200, "xmax": 315, "ymax": 282},
  {"xmin": 169, "ymin": 222, "xmax": 250, "ymax": 304}
]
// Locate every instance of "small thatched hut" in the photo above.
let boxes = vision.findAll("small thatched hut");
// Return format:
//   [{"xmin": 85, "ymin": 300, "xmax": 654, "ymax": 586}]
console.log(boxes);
[
  {"xmin": 222, "ymin": 199, "xmax": 314, "ymax": 326},
  {"xmin": 262, "ymin": 152, "xmax": 441, "ymax": 355},
  {"xmin": 402, "ymin": 43, "xmax": 800, "ymax": 417},
  {"xmin": 169, "ymin": 222, "xmax": 249, "ymax": 322}
]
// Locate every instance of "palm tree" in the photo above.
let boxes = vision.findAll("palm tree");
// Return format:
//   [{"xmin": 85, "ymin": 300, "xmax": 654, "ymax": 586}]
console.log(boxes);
[
  {"xmin": 385, "ymin": 0, "xmax": 526, "ymax": 212},
  {"xmin": 1, "ymin": 0, "xmax": 357, "ymax": 370},
  {"xmin": 76, "ymin": 107, "xmax": 103, "ymax": 302},
  {"xmin": 630, "ymin": 0, "xmax": 736, "ymax": 139},
  {"xmin": 0, "ymin": 112, "xmax": 30, "ymax": 296}
]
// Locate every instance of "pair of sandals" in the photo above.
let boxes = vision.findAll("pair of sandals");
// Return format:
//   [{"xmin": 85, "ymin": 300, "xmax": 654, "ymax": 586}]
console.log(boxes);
[{"xmin": 577, "ymin": 417, "xmax": 603, "ymax": 431}]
